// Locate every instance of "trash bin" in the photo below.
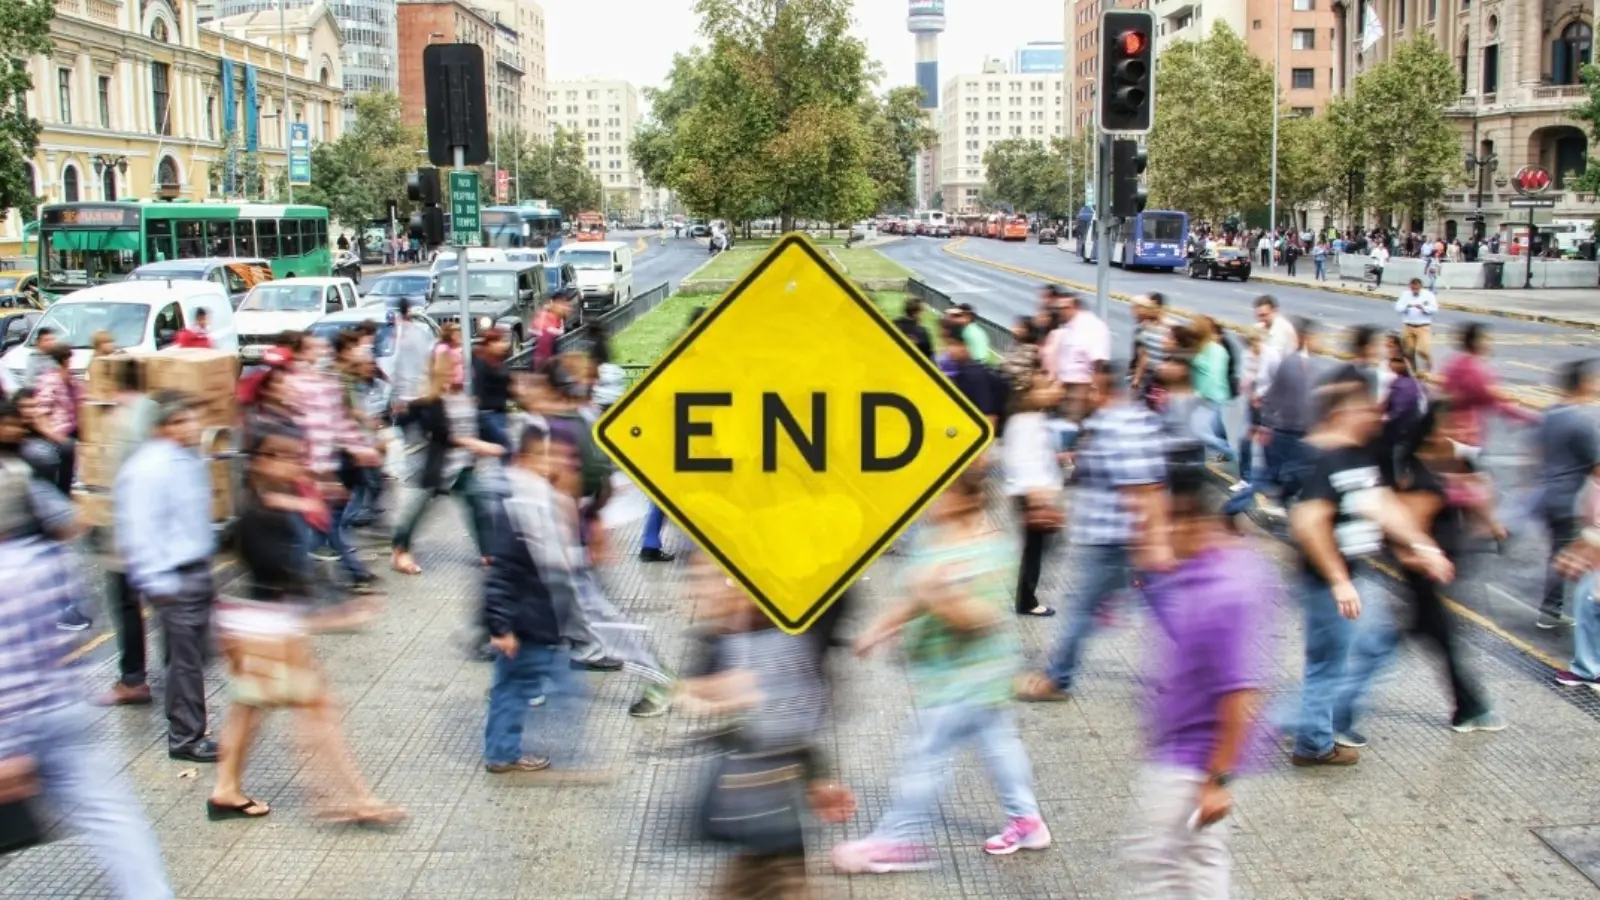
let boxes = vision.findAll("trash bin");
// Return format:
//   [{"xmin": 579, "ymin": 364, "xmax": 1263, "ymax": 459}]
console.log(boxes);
[{"xmin": 1482, "ymin": 260, "xmax": 1504, "ymax": 290}]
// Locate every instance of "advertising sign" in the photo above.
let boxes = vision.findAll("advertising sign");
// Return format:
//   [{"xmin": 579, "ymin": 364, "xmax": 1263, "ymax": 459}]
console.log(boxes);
[{"xmin": 288, "ymin": 122, "xmax": 311, "ymax": 185}]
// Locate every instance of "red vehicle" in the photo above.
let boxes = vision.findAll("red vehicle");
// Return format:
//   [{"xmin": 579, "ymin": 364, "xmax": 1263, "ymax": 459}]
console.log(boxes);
[
  {"xmin": 575, "ymin": 211, "xmax": 606, "ymax": 243},
  {"xmin": 984, "ymin": 215, "xmax": 1001, "ymax": 239},
  {"xmin": 1002, "ymin": 215, "xmax": 1029, "ymax": 241}
]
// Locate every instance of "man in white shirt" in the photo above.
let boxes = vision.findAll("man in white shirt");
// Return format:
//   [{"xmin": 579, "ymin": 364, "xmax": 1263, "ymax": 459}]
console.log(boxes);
[
  {"xmin": 1368, "ymin": 242, "xmax": 1390, "ymax": 288},
  {"xmin": 1394, "ymin": 277, "xmax": 1439, "ymax": 374},
  {"xmin": 1257, "ymin": 233, "xmax": 1273, "ymax": 269},
  {"xmin": 1252, "ymin": 295, "xmax": 1298, "ymax": 361}
]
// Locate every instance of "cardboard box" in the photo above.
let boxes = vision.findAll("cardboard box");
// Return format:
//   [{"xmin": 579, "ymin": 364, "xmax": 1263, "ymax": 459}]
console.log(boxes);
[
  {"xmin": 73, "ymin": 490, "xmax": 113, "ymax": 529},
  {"xmin": 76, "ymin": 403, "xmax": 117, "ymax": 444},
  {"xmin": 85, "ymin": 353, "xmax": 150, "ymax": 402},
  {"xmin": 194, "ymin": 396, "xmax": 240, "ymax": 430},
  {"xmin": 77, "ymin": 444, "xmax": 112, "ymax": 489},
  {"xmin": 143, "ymin": 349, "xmax": 239, "ymax": 401}
]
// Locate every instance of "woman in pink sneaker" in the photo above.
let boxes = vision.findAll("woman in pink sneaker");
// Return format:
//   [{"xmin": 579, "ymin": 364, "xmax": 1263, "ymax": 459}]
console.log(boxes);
[{"xmin": 834, "ymin": 470, "xmax": 1050, "ymax": 874}]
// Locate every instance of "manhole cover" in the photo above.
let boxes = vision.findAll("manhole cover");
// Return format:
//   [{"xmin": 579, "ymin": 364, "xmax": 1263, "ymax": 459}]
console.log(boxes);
[{"xmin": 1534, "ymin": 824, "xmax": 1600, "ymax": 888}]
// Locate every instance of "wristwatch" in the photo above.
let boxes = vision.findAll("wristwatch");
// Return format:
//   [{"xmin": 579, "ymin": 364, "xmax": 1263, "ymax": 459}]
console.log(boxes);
[{"xmin": 1207, "ymin": 771, "xmax": 1232, "ymax": 788}]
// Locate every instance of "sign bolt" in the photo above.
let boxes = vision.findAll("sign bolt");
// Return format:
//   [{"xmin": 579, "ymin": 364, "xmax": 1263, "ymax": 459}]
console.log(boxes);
[
  {"xmin": 946, "ymin": 427, "xmax": 957, "ymax": 438},
  {"xmin": 631, "ymin": 427, "xmax": 642, "ymax": 438}
]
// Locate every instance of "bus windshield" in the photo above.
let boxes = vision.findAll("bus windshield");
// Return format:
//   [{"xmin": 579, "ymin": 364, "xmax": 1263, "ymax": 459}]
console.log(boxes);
[
  {"xmin": 32, "ymin": 301, "xmax": 149, "ymax": 349},
  {"xmin": 40, "ymin": 228, "xmax": 140, "ymax": 289},
  {"xmin": 239, "ymin": 283, "xmax": 326, "ymax": 312}
]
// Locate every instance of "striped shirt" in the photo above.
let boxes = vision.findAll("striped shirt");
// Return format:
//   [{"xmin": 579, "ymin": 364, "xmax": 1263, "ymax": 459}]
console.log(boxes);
[
  {"xmin": 0, "ymin": 536, "xmax": 86, "ymax": 758},
  {"xmin": 1070, "ymin": 401, "xmax": 1167, "ymax": 546},
  {"xmin": 285, "ymin": 369, "xmax": 367, "ymax": 478}
]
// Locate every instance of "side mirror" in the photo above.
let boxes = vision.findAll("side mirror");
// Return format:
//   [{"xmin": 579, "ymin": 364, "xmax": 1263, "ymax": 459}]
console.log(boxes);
[{"xmin": 613, "ymin": 263, "xmax": 623, "ymax": 273}]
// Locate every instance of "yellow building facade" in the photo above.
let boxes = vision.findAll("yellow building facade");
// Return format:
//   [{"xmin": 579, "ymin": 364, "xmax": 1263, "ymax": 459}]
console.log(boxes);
[{"xmin": 0, "ymin": 0, "xmax": 344, "ymax": 264}]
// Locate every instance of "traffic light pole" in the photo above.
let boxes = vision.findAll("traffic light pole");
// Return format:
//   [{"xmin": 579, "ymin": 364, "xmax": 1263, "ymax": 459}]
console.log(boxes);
[
  {"xmin": 1094, "ymin": 133, "xmax": 1112, "ymax": 323},
  {"xmin": 456, "ymin": 145, "xmax": 473, "ymax": 395}
]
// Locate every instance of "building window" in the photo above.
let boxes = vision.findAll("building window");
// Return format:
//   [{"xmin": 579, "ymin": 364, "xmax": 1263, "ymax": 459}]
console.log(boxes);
[
  {"xmin": 1427, "ymin": 0, "xmax": 1437, "ymax": 19},
  {"xmin": 1481, "ymin": 44, "xmax": 1498, "ymax": 94},
  {"xmin": 151, "ymin": 62, "xmax": 172, "ymax": 135},
  {"xmin": 206, "ymin": 95, "xmax": 216, "ymax": 140},
  {"xmin": 1290, "ymin": 106, "xmax": 1314, "ymax": 117},
  {"xmin": 1555, "ymin": 22, "xmax": 1594, "ymax": 86},
  {"xmin": 102, "ymin": 167, "xmax": 116, "ymax": 201},
  {"xmin": 63, "ymin": 165, "xmax": 80, "ymax": 202},
  {"xmin": 57, "ymin": 69, "xmax": 71, "ymax": 124},
  {"xmin": 97, "ymin": 76, "xmax": 110, "ymax": 128},
  {"xmin": 1292, "ymin": 29, "xmax": 1315, "ymax": 50},
  {"xmin": 1291, "ymin": 68, "xmax": 1315, "ymax": 89},
  {"xmin": 1293, "ymin": 0, "xmax": 1313, "ymax": 8}
]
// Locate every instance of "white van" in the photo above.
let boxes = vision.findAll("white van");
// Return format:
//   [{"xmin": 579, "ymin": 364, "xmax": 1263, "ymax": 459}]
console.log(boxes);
[
  {"xmin": 555, "ymin": 241, "xmax": 634, "ymax": 315},
  {"xmin": 234, "ymin": 277, "xmax": 360, "ymax": 361},
  {"xmin": 431, "ymin": 247, "xmax": 507, "ymax": 278},
  {"xmin": 0, "ymin": 280, "xmax": 238, "ymax": 391}
]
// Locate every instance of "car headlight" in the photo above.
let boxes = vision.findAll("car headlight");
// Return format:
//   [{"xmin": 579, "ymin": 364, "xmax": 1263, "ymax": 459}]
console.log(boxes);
[{"xmin": 477, "ymin": 316, "xmax": 492, "ymax": 331}]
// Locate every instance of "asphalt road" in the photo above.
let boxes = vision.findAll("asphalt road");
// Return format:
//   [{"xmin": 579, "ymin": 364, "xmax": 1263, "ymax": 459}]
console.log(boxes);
[{"xmin": 881, "ymin": 235, "xmax": 1588, "ymax": 672}]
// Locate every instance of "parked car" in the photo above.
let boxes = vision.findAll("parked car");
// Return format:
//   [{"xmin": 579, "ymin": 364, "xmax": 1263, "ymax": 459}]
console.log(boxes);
[
  {"xmin": 0, "ymin": 270, "xmax": 39, "ymax": 307},
  {"xmin": 364, "ymin": 271, "xmax": 432, "ymax": 309},
  {"xmin": 127, "ymin": 257, "xmax": 274, "ymax": 309},
  {"xmin": 933, "ymin": 224, "xmax": 951, "ymax": 238},
  {"xmin": 333, "ymin": 249, "xmax": 363, "ymax": 284},
  {"xmin": 1188, "ymin": 247, "xmax": 1253, "ymax": 282},
  {"xmin": 426, "ymin": 261, "xmax": 545, "ymax": 354},
  {"xmin": 1038, "ymin": 228, "xmax": 1059, "ymax": 245},
  {"xmin": 235, "ymin": 278, "xmax": 360, "ymax": 361}
]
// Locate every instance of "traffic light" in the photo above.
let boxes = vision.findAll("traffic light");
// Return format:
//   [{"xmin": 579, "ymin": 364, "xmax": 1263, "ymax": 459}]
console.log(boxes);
[
  {"xmin": 407, "ymin": 168, "xmax": 444, "ymax": 246},
  {"xmin": 1099, "ymin": 10, "xmax": 1156, "ymax": 135},
  {"xmin": 1111, "ymin": 139, "xmax": 1148, "ymax": 218}
]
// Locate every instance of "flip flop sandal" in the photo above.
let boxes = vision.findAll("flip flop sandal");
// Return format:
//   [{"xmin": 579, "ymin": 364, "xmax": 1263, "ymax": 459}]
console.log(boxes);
[
  {"xmin": 206, "ymin": 797, "xmax": 271, "ymax": 820},
  {"xmin": 320, "ymin": 803, "xmax": 408, "ymax": 828}
]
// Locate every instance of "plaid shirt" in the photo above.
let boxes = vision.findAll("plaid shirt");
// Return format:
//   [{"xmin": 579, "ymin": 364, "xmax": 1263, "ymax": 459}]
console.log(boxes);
[
  {"xmin": 1069, "ymin": 400, "xmax": 1167, "ymax": 546},
  {"xmin": 285, "ymin": 369, "xmax": 367, "ymax": 477},
  {"xmin": 35, "ymin": 366, "xmax": 79, "ymax": 437},
  {"xmin": 0, "ymin": 536, "xmax": 85, "ymax": 758}
]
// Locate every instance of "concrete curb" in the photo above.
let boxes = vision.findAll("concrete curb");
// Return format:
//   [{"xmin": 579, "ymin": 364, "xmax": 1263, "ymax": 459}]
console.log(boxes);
[
  {"xmin": 939, "ymin": 239, "xmax": 1551, "ymax": 411},
  {"xmin": 1248, "ymin": 270, "xmax": 1600, "ymax": 332}
]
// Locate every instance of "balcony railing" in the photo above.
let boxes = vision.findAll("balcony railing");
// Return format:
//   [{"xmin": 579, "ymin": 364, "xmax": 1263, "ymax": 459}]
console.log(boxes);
[{"xmin": 1532, "ymin": 85, "xmax": 1588, "ymax": 101}]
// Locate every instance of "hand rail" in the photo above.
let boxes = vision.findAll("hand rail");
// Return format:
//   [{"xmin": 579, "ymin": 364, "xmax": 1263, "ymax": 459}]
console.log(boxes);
[{"xmin": 506, "ymin": 282, "xmax": 671, "ymax": 370}]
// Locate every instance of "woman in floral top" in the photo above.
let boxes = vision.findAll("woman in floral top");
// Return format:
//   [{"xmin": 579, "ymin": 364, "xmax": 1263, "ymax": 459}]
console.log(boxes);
[{"xmin": 33, "ymin": 344, "xmax": 79, "ymax": 494}]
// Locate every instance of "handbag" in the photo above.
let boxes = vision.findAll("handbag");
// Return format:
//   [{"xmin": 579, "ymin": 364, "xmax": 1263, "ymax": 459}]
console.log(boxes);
[
  {"xmin": 697, "ymin": 745, "xmax": 808, "ymax": 854},
  {"xmin": 1024, "ymin": 490, "xmax": 1065, "ymax": 533}
]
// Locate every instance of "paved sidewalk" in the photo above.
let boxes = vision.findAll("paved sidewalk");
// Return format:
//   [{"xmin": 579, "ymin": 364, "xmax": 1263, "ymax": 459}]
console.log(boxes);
[
  {"xmin": 5, "ymin": 480, "xmax": 1600, "ymax": 898},
  {"xmin": 1251, "ymin": 267, "xmax": 1600, "ymax": 329}
]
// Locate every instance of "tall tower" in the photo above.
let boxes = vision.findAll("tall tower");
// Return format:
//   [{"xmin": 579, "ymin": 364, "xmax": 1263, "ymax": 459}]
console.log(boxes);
[{"xmin": 908, "ymin": 1, "xmax": 945, "ymax": 210}]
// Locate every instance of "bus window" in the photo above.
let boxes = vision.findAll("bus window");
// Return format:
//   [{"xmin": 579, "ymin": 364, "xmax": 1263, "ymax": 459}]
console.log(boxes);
[
  {"xmin": 280, "ymin": 220, "xmax": 302, "ymax": 257},
  {"xmin": 256, "ymin": 219, "xmax": 279, "ymax": 258},
  {"xmin": 234, "ymin": 220, "xmax": 256, "ymax": 257},
  {"xmin": 177, "ymin": 221, "xmax": 205, "ymax": 258},
  {"xmin": 146, "ymin": 219, "xmax": 174, "ymax": 262},
  {"xmin": 207, "ymin": 220, "xmax": 235, "ymax": 256},
  {"xmin": 312, "ymin": 218, "xmax": 327, "ymax": 250}
]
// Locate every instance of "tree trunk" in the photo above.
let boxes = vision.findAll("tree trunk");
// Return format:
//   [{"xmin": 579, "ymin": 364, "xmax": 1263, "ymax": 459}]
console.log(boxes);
[{"xmin": 781, "ymin": 205, "xmax": 795, "ymax": 234}]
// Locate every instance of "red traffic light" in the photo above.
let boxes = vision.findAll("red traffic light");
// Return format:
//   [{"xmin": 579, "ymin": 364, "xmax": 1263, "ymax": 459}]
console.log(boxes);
[{"xmin": 1117, "ymin": 30, "xmax": 1147, "ymax": 56}]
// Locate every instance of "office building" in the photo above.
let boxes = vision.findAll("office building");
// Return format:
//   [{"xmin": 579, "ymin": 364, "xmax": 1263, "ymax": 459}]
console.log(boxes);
[
  {"xmin": 1015, "ymin": 40, "xmax": 1066, "ymax": 73},
  {"xmin": 547, "ymin": 79, "xmax": 645, "ymax": 218},
  {"xmin": 396, "ymin": 0, "xmax": 519, "ymax": 137},
  {"xmin": 475, "ymin": 0, "xmax": 548, "ymax": 138},
  {"xmin": 216, "ymin": 0, "xmax": 398, "ymax": 130},
  {"xmin": 1065, "ymin": 0, "xmax": 1149, "ymax": 136},
  {"xmin": 1153, "ymin": 0, "xmax": 1340, "ymax": 115},
  {"xmin": 939, "ymin": 60, "xmax": 1067, "ymax": 213},
  {"xmin": 1338, "ymin": 0, "xmax": 1598, "ymax": 237},
  {"xmin": 0, "ymin": 0, "xmax": 344, "ymax": 259}
]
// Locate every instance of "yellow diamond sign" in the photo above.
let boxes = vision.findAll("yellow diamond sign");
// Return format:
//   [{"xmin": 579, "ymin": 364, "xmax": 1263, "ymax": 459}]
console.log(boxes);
[{"xmin": 595, "ymin": 234, "xmax": 993, "ymax": 633}]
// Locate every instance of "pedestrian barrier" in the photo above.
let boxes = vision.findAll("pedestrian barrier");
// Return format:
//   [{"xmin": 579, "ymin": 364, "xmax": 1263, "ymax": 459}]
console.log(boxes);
[
  {"xmin": 506, "ymin": 281, "xmax": 671, "ymax": 370},
  {"xmin": 906, "ymin": 278, "xmax": 1017, "ymax": 355}
]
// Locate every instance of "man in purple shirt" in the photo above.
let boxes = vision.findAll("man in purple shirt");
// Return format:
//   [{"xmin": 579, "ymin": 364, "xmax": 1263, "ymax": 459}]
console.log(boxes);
[{"xmin": 1126, "ymin": 444, "xmax": 1270, "ymax": 897}]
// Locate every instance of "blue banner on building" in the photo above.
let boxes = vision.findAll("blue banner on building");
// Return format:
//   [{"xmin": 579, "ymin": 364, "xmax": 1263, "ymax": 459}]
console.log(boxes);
[
  {"xmin": 243, "ymin": 65, "xmax": 260, "ymax": 153},
  {"xmin": 915, "ymin": 61, "xmax": 939, "ymax": 109},
  {"xmin": 289, "ymin": 122, "xmax": 311, "ymax": 185},
  {"xmin": 221, "ymin": 59, "xmax": 237, "ymax": 191}
]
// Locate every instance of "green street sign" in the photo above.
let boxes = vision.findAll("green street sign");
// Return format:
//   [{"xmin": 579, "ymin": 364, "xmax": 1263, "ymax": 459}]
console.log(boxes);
[{"xmin": 449, "ymin": 170, "xmax": 481, "ymax": 245}]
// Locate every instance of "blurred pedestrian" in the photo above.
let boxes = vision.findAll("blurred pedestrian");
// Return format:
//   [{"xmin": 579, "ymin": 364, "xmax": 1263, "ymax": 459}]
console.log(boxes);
[
  {"xmin": 1004, "ymin": 374, "xmax": 1063, "ymax": 617},
  {"xmin": 1438, "ymin": 323, "xmax": 1535, "ymax": 547},
  {"xmin": 32, "ymin": 343, "xmax": 78, "ymax": 496},
  {"xmin": 96, "ymin": 363, "xmax": 161, "ymax": 705},
  {"xmin": 114, "ymin": 392, "xmax": 220, "ymax": 763},
  {"xmin": 208, "ymin": 429, "xmax": 403, "ymax": 825},
  {"xmin": 1537, "ymin": 360, "xmax": 1600, "ymax": 634},
  {"xmin": 473, "ymin": 328, "xmax": 514, "ymax": 451},
  {"xmin": 174, "ymin": 308, "xmax": 214, "ymax": 349},
  {"xmin": 837, "ymin": 470, "xmax": 1050, "ymax": 872},
  {"xmin": 1125, "ymin": 443, "xmax": 1271, "ymax": 897}
]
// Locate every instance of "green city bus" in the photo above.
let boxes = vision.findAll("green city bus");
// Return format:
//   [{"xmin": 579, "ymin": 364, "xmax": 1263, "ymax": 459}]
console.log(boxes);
[{"xmin": 35, "ymin": 201, "xmax": 333, "ymax": 299}]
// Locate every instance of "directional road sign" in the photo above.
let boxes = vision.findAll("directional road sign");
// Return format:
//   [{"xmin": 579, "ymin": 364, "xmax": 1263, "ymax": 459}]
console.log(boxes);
[
  {"xmin": 448, "ymin": 170, "xmax": 481, "ymax": 245},
  {"xmin": 595, "ymin": 234, "xmax": 993, "ymax": 633}
]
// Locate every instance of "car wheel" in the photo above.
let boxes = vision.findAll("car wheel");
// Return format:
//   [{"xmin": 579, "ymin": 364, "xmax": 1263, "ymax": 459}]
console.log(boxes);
[
  {"xmin": 509, "ymin": 328, "xmax": 523, "ymax": 356},
  {"xmin": 352, "ymin": 268, "xmax": 361, "ymax": 285},
  {"xmin": 1238, "ymin": 276, "xmax": 1249, "ymax": 282}
]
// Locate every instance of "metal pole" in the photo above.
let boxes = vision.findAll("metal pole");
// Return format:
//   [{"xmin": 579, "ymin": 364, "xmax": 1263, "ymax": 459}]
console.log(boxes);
[
  {"xmin": 455, "ymin": 145, "xmax": 473, "ymax": 394},
  {"xmin": 1095, "ymin": 134, "xmax": 1111, "ymax": 322},
  {"xmin": 1524, "ymin": 206, "xmax": 1535, "ymax": 290},
  {"xmin": 279, "ymin": 0, "xmax": 294, "ymax": 203},
  {"xmin": 1267, "ymin": 0, "xmax": 1279, "ymax": 270}
]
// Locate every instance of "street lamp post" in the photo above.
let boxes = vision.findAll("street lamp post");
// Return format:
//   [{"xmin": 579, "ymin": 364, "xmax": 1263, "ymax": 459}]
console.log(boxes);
[
  {"xmin": 279, "ymin": 0, "xmax": 293, "ymax": 203},
  {"xmin": 1464, "ymin": 148, "xmax": 1499, "ymax": 244},
  {"xmin": 92, "ymin": 154, "xmax": 128, "ymax": 200}
]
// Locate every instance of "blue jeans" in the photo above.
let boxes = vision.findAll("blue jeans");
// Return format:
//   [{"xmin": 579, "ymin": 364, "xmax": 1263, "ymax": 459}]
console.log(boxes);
[
  {"xmin": 483, "ymin": 642, "xmax": 587, "ymax": 767},
  {"xmin": 1225, "ymin": 429, "xmax": 1305, "ymax": 517},
  {"xmin": 22, "ymin": 704, "xmax": 174, "ymax": 898},
  {"xmin": 1313, "ymin": 257, "xmax": 1326, "ymax": 280},
  {"xmin": 316, "ymin": 500, "xmax": 372, "ymax": 582},
  {"xmin": 478, "ymin": 410, "xmax": 511, "ymax": 452},
  {"xmin": 1047, "ymin": 542, "xmax": 1136, "ymax": 691},
  {"xmin": 1570, "ymin": 574, "xmax": 1600, "ymax": 680},
  {"xmin": 641, "ymin": 503, "xmax": 666, "ymax": 552},
  {"xmin": 1290, "ymin": 572, "xmax": 1395, "ymax": 757},
  {"xmin": 869, "ymin": 701, "xmax": 1039, "ymax": 844}
]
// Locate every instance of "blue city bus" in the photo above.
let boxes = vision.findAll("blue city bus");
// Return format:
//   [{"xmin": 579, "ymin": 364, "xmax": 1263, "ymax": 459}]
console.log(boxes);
[
  {"xmin": 1077, "ymin": 208, "xmax": 1189, "ymax": 271},
  {"xmin": 479, "ymin": 205, "xmax": 565, "ymax": 252}
]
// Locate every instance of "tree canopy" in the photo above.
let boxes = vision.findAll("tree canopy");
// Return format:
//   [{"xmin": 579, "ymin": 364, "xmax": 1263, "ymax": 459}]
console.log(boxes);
[
  {"xmin": 632, "ymin": 0, "xmax": 933, "ymax": 228},
  {"xmin": 1568, "ymin": 63, "xmax": 1600, "ymax": 194},
  {"xmin": 0, "ymin": 0, "xmax": 52, "ymax": 221},
  {"xmin": 982, "ymin": 135, "xmax": 1089, "ymax": 219},
  {"xmin": 295, "ymin": 92, "xmax": 424, "ymax": 227},
  {"xmin": 1336, "ymin": 36, "xmax": 1460, "ymax": 224}
]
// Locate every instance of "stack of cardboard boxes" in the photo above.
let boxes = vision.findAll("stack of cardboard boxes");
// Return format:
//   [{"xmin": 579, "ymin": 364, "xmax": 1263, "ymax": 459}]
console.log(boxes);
[{"xmin": 76, "ymin": 349, "xmax": 242, "ymax": 527}]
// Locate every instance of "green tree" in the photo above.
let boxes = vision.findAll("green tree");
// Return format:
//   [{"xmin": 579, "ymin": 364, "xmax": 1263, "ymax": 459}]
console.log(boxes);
[
  {"xmin": 1274, "ymin": 112, "xmax": 1336, "ymax": 227},
  {"xmin": 859, "ymin": 85, "xmax": 935, "ymax": 213},
  {"xmin": 1146, "ymin": 22, "xmax": 1273, "ymax": 220},
  {"xmin": 1568, "ymin": 64, "xmax": 1600, "ymax": 193},
  {"xmin": 1342, "ymin": 36, "xmax": 1459, "ymax": 225},
  {"xmin": 0, "ymin": 0, "xmax": 52, "ymax": 220},
  {"xmin": 296, "ymin": 92, "xmax": 423, "ymax": 229},
  {"xmin": 547, "ymin": 125, "xmax": 602, "ymax": 214},
  {"xmin": 982, "ymin": 135, "xmax": 1088, "ymax": 218}
]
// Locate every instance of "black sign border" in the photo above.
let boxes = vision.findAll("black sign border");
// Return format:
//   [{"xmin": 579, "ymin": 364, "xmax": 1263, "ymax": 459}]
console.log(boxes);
[{"xmin": 594, "ymin": 233, "xmax": 993, "ymax": 633}]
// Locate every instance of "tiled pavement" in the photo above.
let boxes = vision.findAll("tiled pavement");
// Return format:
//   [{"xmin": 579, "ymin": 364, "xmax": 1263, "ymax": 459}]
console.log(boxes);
[{"xmin": 5, "ymin": 479, "xmax": 1600, "ymax": 898}]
